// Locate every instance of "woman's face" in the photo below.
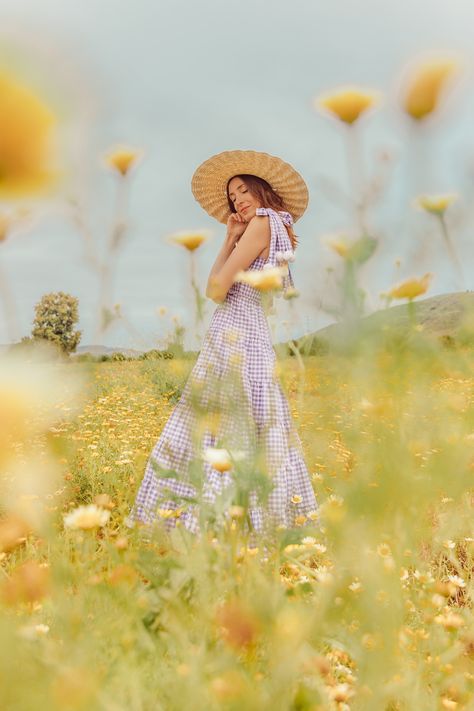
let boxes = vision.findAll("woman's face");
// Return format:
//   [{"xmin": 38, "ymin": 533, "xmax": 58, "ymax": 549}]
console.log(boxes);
[{"xmin": 227, "ymin": 176, "xmax": 261, "ymax": 222}]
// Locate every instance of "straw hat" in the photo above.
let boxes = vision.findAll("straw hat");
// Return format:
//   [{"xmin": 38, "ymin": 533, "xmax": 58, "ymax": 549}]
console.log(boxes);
[{"xmin": 191, "ymin": 149, "xmax": 309, "ymax": 224}]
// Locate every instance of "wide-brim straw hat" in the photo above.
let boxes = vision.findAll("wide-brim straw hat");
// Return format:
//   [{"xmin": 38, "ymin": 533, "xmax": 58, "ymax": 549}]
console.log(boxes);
[{"xmin": 191, "ymin": 149, "xmax": 309, "ymax": 224}]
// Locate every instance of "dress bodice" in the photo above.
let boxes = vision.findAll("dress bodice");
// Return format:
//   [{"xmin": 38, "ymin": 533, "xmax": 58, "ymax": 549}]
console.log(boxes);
[{"xmin": 224, "ymin": 207, "xmax": 296, "ymax": 307}]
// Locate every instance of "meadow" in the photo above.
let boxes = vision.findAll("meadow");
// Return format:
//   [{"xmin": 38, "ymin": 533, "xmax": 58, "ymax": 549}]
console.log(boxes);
[{"xmin": 2, "ymin": 329, "xmax": 474, "ymax": 710}]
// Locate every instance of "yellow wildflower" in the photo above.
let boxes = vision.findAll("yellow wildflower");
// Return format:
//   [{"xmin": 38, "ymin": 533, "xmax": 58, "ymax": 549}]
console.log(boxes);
[
  {"xmin": 203, "ymin": 447, "xmax": 245, "ymax": 473},
  {"xmin": 0, "ymin": 70, "xmax": 58, "ymax": 196},
  {"xmin": 63, "ymin": 504, "xmax": 110, "ymax": 530},
  {"xmin": 168, "ymin": 230, "xmax": 211, "ymax": 252},
  {"xmin": 291, "ymin": 494, "xmax": 302, "ymax": 504},
  {"xmin": 387, "ymin": 272, "xmax": 432, "ymax": 301},
  {"xmin": 414, "ymin": 193, "xmax": 458, "ymax": 216},
  {"xmin": 402, "ymin": 57, "xmax": 460, "ymax": 120},
  {"xmin": 315, "ymin": 85, "xmax": 381, "ymax": 124},
  {"xmin": 434, "ymin": 611, "xmax": 465, "ymax": 630},
  {"xmin": 104, "ymin": 146, "xmax": 142, "ymax": 176},
  {"xmin": 234, "ymin": 266, "xmax": 286, "ymax": 292},
  {"xmin": 326, "ymin": 237, "xmax": 350, "ymax": 258}
]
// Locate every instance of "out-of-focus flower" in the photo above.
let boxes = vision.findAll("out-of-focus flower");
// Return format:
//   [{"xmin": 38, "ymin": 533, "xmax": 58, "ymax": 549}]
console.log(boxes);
[
  {"xmin": 228, "ymin": 505, "xmax": 245, "ymax": 518},
  {"xmin": 401, "ymin": 57, "xmax": 461, "ymax": 120},
  {"xmin": 0, "ymin": 70, "xmax": 59, "ymax": 196},
  {"xmin": 315, "ymin": 86, "xmax": 382, "ymax": 124},
  {"xmin": 215, "ymin": 599, "xmax": 260, "ymax": 650},
  {"xmin": 63, "ymin": 504, "xmax": 110, "ymax": 530},
  {"xmin": 414, "ymin": 193, "xmax": 458, "ymax": 216},
  {"xmin": 0, "ymin": 514, "xmax": 31, "ymax": 553},
  {"xmin": 104, "ymin": 146, "xmax": 142, "ymax": 177},
  {"xmin": 203, "ymin": 447, "xmax": 245, "ymax": 473},
  {"xmin": 234, "ymin": 265, "xmax": 287, "ymax": 292},
  {"xmin": 434, "ymin": 610, "xmax": 465, "ymax": 630},
  {"xmin": 92, "ymin": 493, "xmax": 115, "ymax": 510},
  {"xmin": 326, "ymin": 237, "xmax": 350, "ymax": 258},
  {"xmin": 167, "ymin": 230, "xmax": 211, "ymax": 252},
  {"xmin": 385, "ymin": 272, "xmax": 432, "ymax": 301},
  {"xmin": 282, "ymin": 287, "xmax": 300, "ymax": 300},
  {"xmin": 323, "ymin": 234, "xmax": 377, "ymax": 264},
  {"xmin": 1, "ymin": 559, "xmax": 50, "ymax": 605},
  {"xmin": 17, "ymin": 622, "xmax": 50, "ymax": 640}
]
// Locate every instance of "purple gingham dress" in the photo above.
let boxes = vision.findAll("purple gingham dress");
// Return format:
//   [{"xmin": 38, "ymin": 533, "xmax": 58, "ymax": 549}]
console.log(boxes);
[{"xmin": 126, "ymin": 207, "xmax": 319, "ymax": 535}]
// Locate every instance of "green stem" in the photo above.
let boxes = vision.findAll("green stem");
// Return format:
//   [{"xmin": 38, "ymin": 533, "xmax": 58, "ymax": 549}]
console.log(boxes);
[{"xmin": 438, "ymin": 214, "xmax": 465, "ymax": 289}]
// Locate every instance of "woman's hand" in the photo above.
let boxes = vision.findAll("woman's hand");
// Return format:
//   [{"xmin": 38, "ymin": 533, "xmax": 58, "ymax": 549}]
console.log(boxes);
[{"xmin": 226, "ymin": 212, "xmax": 248, "ymax": 248}]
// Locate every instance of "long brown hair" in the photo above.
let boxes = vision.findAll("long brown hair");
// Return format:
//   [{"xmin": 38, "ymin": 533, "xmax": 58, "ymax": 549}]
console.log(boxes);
[{"xmin": 226, "ymin": 174, "xmax": 299, "ymax": 250}]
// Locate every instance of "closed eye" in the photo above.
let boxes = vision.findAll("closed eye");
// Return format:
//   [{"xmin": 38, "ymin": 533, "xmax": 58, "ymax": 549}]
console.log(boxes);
[{"xmin": 230, "ymin": 189, "xmax": 248, "ymax": 202}]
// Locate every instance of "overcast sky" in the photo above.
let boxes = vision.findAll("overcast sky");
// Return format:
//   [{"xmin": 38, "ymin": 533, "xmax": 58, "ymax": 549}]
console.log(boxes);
[{"xmin": 2, "ymin": 0, "xmax": 474, "ymax": 350}]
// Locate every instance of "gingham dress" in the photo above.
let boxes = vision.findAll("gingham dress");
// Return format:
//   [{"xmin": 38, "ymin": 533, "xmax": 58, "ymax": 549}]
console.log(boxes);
[{"xmin": 126, "ymin": 207, "xmax": 319, "ymax": 535}]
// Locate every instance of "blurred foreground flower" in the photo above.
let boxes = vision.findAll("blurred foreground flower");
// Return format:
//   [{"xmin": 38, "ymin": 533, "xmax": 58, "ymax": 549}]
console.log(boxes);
[
  {"xmin": 104, "ymin": 145, "xmax": 143, "ymax": 177},
  {"xmin": 204, "ymin": 447, "xmax": 246, "ymax": 473},
  {"xmin": 63, "ymin": 504, "xmax": 111, "ymax": 530},
  {"xmin": 414, "ymin": 193, "xmax": 458, "ymax": 216},
  {"xmin": 234, "ymin": 265, "xmax": 287, "ymax": 292},
  {"xmin": 1, "ymin": 560, "xmax": 49, "ymax": 605},
  {"xmin": 0, "ymin": 70, "xmax": 59, "ymax": 196},
  {"xmin": 167, "ymin": 229, "xmax": 211, "ymax": 252},
  {"xmin": 384, "ymin": 272, "xmax": 432, "ymax": 301},
  {"xmin": 315, "ymin": 85, "xmax": 381, "ymax": 125},
  {"xmin": 323, "ymin": 233, "xmax": 377, "ymax": 264},
  {"xmin": 401, "ymin": 56, "xmax": 461, "ymax": 121}
]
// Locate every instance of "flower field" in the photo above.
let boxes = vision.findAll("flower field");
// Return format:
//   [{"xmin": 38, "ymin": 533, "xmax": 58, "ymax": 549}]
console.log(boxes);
[{"xmin": 1, "ymin": 331, "xmax": 474, "ymax": 710}]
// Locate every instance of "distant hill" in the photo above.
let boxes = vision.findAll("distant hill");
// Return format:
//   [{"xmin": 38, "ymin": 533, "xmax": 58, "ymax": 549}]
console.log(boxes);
[
  {"xmin": 292, "ymin": 292, "xmax": 474, "ymax": 354},
  {"xmin": 74, "ymin": 345, "xmax": 145, "ymax": 357}
]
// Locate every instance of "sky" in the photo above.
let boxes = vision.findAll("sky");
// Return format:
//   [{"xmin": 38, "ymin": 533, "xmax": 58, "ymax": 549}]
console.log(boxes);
[{"xmin": 1, "ymin": 0, "xmax": 474, "ymax": 350}]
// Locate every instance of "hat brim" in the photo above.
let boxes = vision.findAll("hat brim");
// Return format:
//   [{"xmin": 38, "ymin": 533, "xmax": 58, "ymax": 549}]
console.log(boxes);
[{"xmin": 191, "ymin": 149, "xmax": 309, "ymax": 224}]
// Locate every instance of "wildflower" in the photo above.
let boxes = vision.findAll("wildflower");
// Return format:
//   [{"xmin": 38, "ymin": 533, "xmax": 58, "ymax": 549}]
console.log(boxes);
[
  {"xmin": 282, "ymin": 286, "xmax": 300, "ymax": 300},
  {"xmin": 386, "ymin": 272, "xmax": 432, "ymax": 301},
  {"xmin": 348, "ymin": 580, "xmax": 363, "ymax": 593},
  {"xmin": 401, "ymin": 57, "xmax": 460, "ymax": 120},
  {"xmin": 0, "ymin": 70, "xmax": 58, "ymax": 196},
  {"xmin": 157, "ymin": 508, "xmax": 177, "ymax": 519},
  {"xmin": 63, "ymin": 504, "xmax": 110, "ymax": 530},
  {"xmin": 291, "ymin": 494, "xmax": 302, "ymax": 504},
  {"xmin": 92, "ymin": 493, "xmax": 115, "ymax": 510},
  {"xmin": 228, "ymin": 506, "xmax": 245, "ymax": 519},
  {"xmin": 1, "ymin": 560, "xmax": 49, "ymax": 605},
  {"xmin": 447, "ymin": 574, "xmax": 466, "ymax": 589},
  {"xmin": 325, "ymin": 237, "xmax": 350, "ymax": 257},
  {"xmin": 0, "ymin": 515, "xmax": 31, "ymax": 553},
  {"xmin": 328, "ymin": 682, "xmax": 355, "ymax": 703},
  {"xmin": 323, "ymin": 233, "xmax": 377, "ymax": 263},
  {"xmin": 17, "ymin": 623, "xmax": 50, "ymax": 640},
  {"xmin": 414, "ymin": 193, "xmax": 458, "ymax": 216},
  {"xmin": 234, "ymin": 265, "xmax": 287, "ymax": 292},
  {"xmin": 434, "ymin": 611, "xmax": 465, "ymax": 630},
  {"xmin": 215, "ymin": 599, "xmax": 260, "ymax": 650},
  {"xmin": 377, "ymin": 543, "xmax": 392, "ymax": 558},
  {"xmin": 203, "ymin": 447, "xmax": 245, "ymax": 472},
  {"xmin": 104, "ymin": 146, "xmax": 142, "ymax": 176},
  {"xmin": 167, "ymin": 229, "xmax": 211, "ymax": 251},
  {"xmin": 315, "ymin": 85, "xmax": 381, "ymax": 124}
]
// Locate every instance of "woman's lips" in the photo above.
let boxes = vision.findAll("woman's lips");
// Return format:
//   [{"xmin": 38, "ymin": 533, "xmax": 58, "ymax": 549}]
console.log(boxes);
[{"xmin": 241, "ymin": 206, "xmax": 249, "ymax": 213}]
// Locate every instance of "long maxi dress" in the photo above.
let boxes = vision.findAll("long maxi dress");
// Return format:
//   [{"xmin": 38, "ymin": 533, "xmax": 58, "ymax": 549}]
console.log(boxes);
[{"xmin": 126, "ymin": 207, "xmax": 319, "ymax": 535}]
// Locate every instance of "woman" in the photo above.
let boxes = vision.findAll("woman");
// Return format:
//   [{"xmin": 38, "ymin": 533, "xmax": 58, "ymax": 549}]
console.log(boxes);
[{"xmin": 126, "ymin": 149, "xmax": 319, "ymax": 537}]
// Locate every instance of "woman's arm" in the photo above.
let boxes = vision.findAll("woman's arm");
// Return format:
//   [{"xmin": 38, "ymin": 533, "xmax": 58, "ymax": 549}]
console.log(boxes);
[
  {"xmin": 206, "ymin": 232, "xmax": 236, "ymax": 286},
  {"xmin": 206, "ymin": 216, "xmax": 270, "ymax": 303}
]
